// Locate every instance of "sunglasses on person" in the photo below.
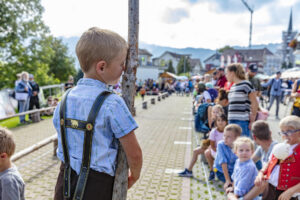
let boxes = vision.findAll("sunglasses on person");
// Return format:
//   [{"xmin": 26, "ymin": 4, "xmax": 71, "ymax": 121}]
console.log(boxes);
[{"xmin": 278, "ymin": 129, "xmax": 300, "ymax": 137}]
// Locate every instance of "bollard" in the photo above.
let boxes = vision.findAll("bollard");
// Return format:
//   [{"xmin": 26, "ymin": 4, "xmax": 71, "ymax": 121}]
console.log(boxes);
[
  {"xmin": 142, "ymin": 101, "xmax": 147, "ymax": 109},
  {"xmin": 166, "ymin": 93, "xmax": 169, "ymax": 97},
  {"xmin": 162, "ymin": 95, "xmax": 165, "ymax": 99},
  {"xmin": 158, "ymin": 96, "xmax": 161, "ymax": 101},
  {"xmin": 31, "ymin": 111, "xmax": 41, "ymax": 123},
  {"xmin": 151, "ymin": 98, "xmax": 155, "ymax": 104}
]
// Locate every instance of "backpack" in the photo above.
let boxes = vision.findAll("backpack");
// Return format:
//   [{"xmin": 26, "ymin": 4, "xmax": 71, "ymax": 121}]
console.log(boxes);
[
  {"xmin": 207, "ymin": 88, "xmax": 218, "ymax": 102},
  {"xmin": 194, "ymin": 103, "xmax": 214, "ymax": 134}
]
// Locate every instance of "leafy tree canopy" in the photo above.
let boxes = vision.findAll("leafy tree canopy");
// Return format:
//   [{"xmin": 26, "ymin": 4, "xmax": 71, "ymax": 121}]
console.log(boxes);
[
  {"xmin": 0, "ymin": 0, "xmax": 76, "ymax": 89},
  {"xmin": 166, "ymin": 60, "xmax": 175, "ymax": 74},
  {"xmin": 177, "ymin": 57, "xmax": 191, "ymax": 75},
  {"xmin": 218, "ymin": 45, "xmax": 234, "ymax": 53}
]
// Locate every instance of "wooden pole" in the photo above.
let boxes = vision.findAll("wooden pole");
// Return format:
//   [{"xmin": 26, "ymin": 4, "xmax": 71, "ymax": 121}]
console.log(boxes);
[{"xmin": 112, "ymin": 0, "xmax": 139, "ymax": 199}]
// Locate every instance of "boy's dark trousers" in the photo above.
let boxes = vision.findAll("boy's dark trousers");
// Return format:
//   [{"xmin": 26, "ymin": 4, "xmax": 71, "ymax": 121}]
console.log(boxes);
[
  {"xmin": 54, "ymin": 163, "xmax": 114, "ymax": 200},
  {"xmin": 262, "ymin": 183, "xmax": 298, "ymax": 200}
]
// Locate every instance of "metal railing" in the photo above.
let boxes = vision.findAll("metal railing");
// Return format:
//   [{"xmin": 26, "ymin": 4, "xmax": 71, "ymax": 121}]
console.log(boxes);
[{"xmin": 9, "ymin": 92, "xmax": 172, "ymax": 161}]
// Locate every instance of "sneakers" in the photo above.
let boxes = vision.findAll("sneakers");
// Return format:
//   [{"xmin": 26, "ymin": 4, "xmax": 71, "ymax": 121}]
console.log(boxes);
[
  {"xmin": 208, "ymin": 170, "xmax": 215, "ymax": 181},
  {"xmin": 178, "ymin": 168, "xmax": 193, "ymax": 177}
]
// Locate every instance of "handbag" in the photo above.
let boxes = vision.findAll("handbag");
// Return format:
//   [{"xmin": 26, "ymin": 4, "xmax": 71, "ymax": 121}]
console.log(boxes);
[{"xmin": 15, "ymin": 92, "xmax": 28, "ymax": 101}]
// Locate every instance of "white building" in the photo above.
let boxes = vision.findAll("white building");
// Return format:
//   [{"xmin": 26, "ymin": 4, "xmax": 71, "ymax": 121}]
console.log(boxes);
[
  {"xmin": 152, "ymin": 51, "xmax": 190, "ymax": 73},
  {"xmin": 136, "ymin": 49, "xmax": 166, "ymax": 81},
  {"xmin": 190, "ymin": 58, "xmax": 202, "ymax": 75}
]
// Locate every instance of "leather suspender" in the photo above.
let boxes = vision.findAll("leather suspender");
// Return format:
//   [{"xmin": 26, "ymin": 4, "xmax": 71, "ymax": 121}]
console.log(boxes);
[{"xmin": 59, "ymin": 90, "xmax": 111, "ymax": 200}]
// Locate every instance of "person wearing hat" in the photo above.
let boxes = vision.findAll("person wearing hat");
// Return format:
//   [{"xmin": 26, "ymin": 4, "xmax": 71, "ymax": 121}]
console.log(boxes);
[
  {"xmin": 262, "ymin": 71, "xmax": 283, "ymax": 120},
  {"xmin": 247, "ymin": 63, "xmax": 261, "ymax": 97},
  {"xmin": 216, "ymin": 67, "xmax": 227, "ymax": 89},
  {"xmin": 29, "ymin": 74, "xmax": 40, "ymax": 111}
]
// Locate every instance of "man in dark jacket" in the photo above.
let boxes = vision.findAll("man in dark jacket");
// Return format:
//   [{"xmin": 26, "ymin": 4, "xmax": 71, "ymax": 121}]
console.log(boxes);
[{"xmin": 29, "ymin": 74, "xmax": 40, "ymax": 110}]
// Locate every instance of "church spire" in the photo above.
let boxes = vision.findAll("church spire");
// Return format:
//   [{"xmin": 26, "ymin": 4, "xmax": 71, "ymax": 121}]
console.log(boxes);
[{"xmin": 288, "ymin": 8, "xmax": 293, "ymax": 33}]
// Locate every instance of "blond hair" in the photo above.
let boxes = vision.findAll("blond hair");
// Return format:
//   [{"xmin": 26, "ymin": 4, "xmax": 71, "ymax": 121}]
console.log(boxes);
[
  {"xmin": 279, "ymin": 116, "xmax": 300, "ymax": 130},
  {"xmin": 76, "ymin": 27, "xmax": 128, "ymax": 72},
  {"xmin": 0, "ymin": 127, "xmax": 16, "ymax": 157},
  {"xmin": 212, "ymin": 104, "xmax": 224, "ymax": 115},
  {"xmin": 224, "ymin": 124, "xmax": 242, "ymax": 137},
  {"xmin": 227, "ymin": 63, "xmax": 246, "ymax": 80},
  {"xmin": 234, "ymin": 137, "xmax": 255, "ymax": 152}
]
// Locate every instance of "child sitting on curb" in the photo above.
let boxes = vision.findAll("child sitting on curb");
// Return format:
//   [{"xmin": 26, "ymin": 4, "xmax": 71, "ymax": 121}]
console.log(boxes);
[
  {"xmin": 213, "ymin": 124, "xmax": 241, "ymax": 190},
  {"xmin": 205, "ymin": 114, "xmax": 227, "ymax": 180},
  {"xmin": 178, "ymin": 107, "xmax": 225, "ymax": 177},
  {"xmin": 0, "ymin": 127, "xmax": 25, "ymax": 200},
  {"xmin": 226, "ymin": 137, "xmax": 259, "ymax": 200}
]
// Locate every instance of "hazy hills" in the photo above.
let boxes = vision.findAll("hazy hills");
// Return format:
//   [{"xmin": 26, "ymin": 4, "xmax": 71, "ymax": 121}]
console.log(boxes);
[{"xmin": 60, "ymin": 36, "xmax": 281, "ymax": 69}]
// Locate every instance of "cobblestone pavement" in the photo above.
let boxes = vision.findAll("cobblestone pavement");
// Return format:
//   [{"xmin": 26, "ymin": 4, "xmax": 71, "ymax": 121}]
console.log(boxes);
[{"xmin": 9, "ymin": 94, "xmax": 290, "ymax": 199}]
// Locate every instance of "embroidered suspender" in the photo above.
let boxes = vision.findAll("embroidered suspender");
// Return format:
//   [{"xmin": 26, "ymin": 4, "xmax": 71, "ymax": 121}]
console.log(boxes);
[{"xmin": 59, "ymin": 89, "xmax": 111, "ymax": 200}]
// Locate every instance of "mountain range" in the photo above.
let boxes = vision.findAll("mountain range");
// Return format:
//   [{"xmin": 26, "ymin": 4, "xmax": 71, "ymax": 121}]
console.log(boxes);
[{"xmin": 60, "ymin": 36, "xmax": 281, "ymax": 69}]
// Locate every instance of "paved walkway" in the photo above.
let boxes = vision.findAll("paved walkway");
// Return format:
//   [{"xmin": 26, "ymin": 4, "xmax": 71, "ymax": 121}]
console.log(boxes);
[{"xmin": 9, "ymin": 94, "xmax": 289, "ymax": 199}]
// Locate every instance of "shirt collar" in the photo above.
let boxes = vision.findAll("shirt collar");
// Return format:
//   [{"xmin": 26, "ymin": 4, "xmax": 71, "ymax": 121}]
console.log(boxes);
[{"xmin": 77, "ymin": 78, "xmax": 110, "ymax": 90}]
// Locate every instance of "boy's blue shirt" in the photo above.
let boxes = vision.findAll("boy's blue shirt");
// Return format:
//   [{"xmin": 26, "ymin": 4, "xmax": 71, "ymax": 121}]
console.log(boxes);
[
  {"xmin": 231, "ymin": 159, "xmax": 259, "ymax": 199},
  {"xmin": 214, "ymin": 141, "xmax": 237, "ymax": 175},
  {"xmin": 53, "ymin": 78, "xmax": 138, "ymax": 176}
]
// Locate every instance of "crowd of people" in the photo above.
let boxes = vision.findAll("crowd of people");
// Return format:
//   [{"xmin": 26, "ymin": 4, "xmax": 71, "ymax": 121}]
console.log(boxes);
[
  {"xmin": 178, "ymin": 63, "xmax": 300, "ymax": 200},
  {"xmin": 2, "ymin": 25, "xmax": 300, "ymax": 200}
]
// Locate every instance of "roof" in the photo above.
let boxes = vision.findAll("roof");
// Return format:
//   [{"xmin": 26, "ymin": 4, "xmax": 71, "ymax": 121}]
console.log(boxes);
[
  {"xmin": 203, "ymin": 52, "xmax": 221, "ymax": 63},
  {"xmin": 139, "ymin": 48, "xmax": 153, "ymax": 56},
  {"xmin": 160, "ymin": 51, "xmax": 191, "ymax": 59},
  {"xmin": 189, "ymin": 58, "xmax": 201, "ymax": 67},
  {"xmin": 222, "ymin": 48, "xmax": 273, "ymax": 62}
]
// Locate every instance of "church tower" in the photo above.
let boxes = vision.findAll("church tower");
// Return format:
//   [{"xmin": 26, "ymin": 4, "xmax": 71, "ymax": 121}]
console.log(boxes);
[{"xmin": 282, "ymin": 9, "xmax": 297, "ymax": 67}]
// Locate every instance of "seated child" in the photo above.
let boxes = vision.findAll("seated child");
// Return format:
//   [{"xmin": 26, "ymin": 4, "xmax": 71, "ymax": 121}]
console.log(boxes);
[
  {"xmin": 252, "ymin": 120, "xmax": 277, "ymax": 167},
  {"xmin": 213, "ymin": 124, "xmax": 241, "ymax": 190},
  {"xmin": 0, "ymin": 127, "xmax": 25, "ymax": 200},
  {"xmin": 255, "ymin": 116, "xmax": 300, "ymax": 200},
  {"xmin": 205, "ymin": 114, "xmax": 227, "ymax": 180},
  {"xmin": 52, "ymin": 97, "xmax": 59, "ymax": 107},
  {"xmin": 226, "ymin": 137, "xmax": 259, "ymax": 200},
  {"xmin": 209, "ymin": 104, "xmax": 224, "ymax": 129},
  {"xmin": 179, "ymin": 113, "xmax": 227, "ymax": 177}
]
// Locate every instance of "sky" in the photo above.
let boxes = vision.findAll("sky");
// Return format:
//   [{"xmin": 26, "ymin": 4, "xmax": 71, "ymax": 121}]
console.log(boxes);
[{"xmin": 41, "ymin": 0, "xmax": 300, "ymax": 49}]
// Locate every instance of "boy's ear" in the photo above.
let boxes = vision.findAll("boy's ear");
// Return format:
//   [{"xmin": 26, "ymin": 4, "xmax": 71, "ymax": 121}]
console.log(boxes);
[
  {"xmin": 0, "ymin": 153, "xmax": 7, "ymax": 159},
  {"xmin": 95, "ymin": 60, "xmax": 107, "ymax": 74}
]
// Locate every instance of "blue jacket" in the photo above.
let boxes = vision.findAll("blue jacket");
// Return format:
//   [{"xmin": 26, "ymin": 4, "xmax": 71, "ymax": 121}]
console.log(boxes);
[
  {"xmin": 15, "ymin": 81, "xmax": 32, "ymax": 97},
  {"xmin": 261, "ymin": 78, "xmax": 282, "ymax": 96}
]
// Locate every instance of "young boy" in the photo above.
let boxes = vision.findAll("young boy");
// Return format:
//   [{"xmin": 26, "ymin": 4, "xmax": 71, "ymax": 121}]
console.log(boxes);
[
  {"xmin": 0, "ymin": 127, "xmax": 25, "ymax": 200},
  {"xmin": 226, "ymin": 137, "xmax": 259, "ymax": 200},
  {"xmin": 252, "ymin": 120, "xmax": 277, "ymax": 167},
  {"xmin": 53, "ymin": 27, "xmax": 143, "ymax": 200},
  {"xmin": 255, "ymin": 116, "xmax": 300, "ymax": 200},
  {"xmin": 213, "ymin": 124, "xmax": 241, "ymax": 190}
]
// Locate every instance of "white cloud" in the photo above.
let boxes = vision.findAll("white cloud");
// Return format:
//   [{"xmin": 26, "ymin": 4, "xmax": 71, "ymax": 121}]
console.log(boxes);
[{"xmin": 41, "ymin": 0, "xmax": 300, "ymax": 49}]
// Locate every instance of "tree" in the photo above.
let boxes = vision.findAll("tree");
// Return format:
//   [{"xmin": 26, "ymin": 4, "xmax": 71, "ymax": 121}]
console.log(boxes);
[
  {"xmin": 167, "ymin": 60, "xmax": 175, "ymax": 73},
  {"xmin": 218, "ymin": 45, "xmax": 234, "ymax": 53},
  {"xmin": 0, "ymin": 0, "xmax": 76, "ymax": 89},
  {"xmin": 288, "ymin": 62, "xmax": 293, "ymax": 69},
  {"xmin": 177, "ymin": 56, "xmax": 191, "ymax": 75},
  {"xmin": 47, "ymin": 37, "xmax": 76, "ymax": 82}
]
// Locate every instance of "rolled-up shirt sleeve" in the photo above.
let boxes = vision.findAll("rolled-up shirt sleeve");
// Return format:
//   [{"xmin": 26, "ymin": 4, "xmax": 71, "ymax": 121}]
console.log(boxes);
[{"xmin": 107, "ymin": 95, "xmax": 138, "ymax": 139}]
